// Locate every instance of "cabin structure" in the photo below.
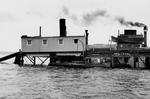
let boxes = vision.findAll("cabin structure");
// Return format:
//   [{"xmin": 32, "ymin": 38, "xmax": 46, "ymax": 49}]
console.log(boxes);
[
  {"xmin": 110, "ymin": 26, "xmax": 150, "ymax": 68},
  {"xmin": 21, "ymin": 35, "xmax": 87, "ymax": 53},
  {"xmin": 111, "ymin": 27, "xmax": 147, "ymax": 50},
  {"xmin": 20, "ymin": 18, "xmax": 89, "ymax": 65}
]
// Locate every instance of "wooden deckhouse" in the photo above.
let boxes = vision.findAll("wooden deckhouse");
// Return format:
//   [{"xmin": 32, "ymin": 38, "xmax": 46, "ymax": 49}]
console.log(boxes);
[
  {"xmin": 0, "ymin": 19, "xmax": 89, "ymax": 66},
  {"xmin": 20, "ymin": 19, "xmax": 89, "ymax": 65}
]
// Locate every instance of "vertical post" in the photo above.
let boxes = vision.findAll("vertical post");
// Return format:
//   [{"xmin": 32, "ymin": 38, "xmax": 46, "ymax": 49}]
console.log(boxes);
[
  {"xmin": 39, "ymin": 26, "xmax": 41, "ymax": 37},
  {"xmin": 49, "ymin": 55, "xmax": 51, "ymax": 64},
  {"xmin": 110, "ymin": 39, "xmax": 113, "ymax": 68},
  {"xmin": 14, "ymin": 55, "xmax": 19, "ymax": 65},
  {"xmin": 21, "ymin": 55, "xmax": 24, "ymax": 65},
  {"xmin": 134, "ymin": 57, "xmax": 136, "ymax": 68},
  {"xmin": 33, "ymin": 56, "xmax": 36, "ymax": 65},
  {"xmin": 145, "ymin": 57, "xmax": 150, "ymax": 69},
  {"xmin": 110, "ymin": 56, "xmax": 113, "ymax": 68},
  {"xmin": 85, "ymin": 30, "xmax": 89, "ymax": 52},
  {"xmin": 14, "ymin": 53, "xmax": 23, "ymax": 65},
  {"xmin": 134, "ymin": 57, "xmax": 138, "ymax": 68},
  {"xmin": 133, "ymin": 51, "xmax": 136, "ymax": 68},
  {"xmin": 144, "ymin": 25, "xmax": 148, "ymax": 47}
]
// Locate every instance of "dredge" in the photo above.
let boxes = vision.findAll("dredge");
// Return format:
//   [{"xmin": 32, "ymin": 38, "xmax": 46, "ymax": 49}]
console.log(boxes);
[
  {"xmin": 110, "ymin": 25, "xmax": 150, "ymax": 68},
  {"xmin": 0, "ymin": 19, "xmax": 150, "ymax": 68}
]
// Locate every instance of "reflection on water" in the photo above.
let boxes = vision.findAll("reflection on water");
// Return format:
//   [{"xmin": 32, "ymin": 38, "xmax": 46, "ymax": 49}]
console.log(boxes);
[{"xmin": 0, "ymin": 63, "xmax": 150, "ymax": 99}]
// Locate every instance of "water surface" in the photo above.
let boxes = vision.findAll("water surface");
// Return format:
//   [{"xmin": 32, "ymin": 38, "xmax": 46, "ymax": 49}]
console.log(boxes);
[{"xmin": 0, "ymin": 53, "xmax": 150, "ymax": 99}]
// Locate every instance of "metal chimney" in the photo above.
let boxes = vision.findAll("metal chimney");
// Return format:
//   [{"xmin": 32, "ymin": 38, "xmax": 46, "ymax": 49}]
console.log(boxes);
[
  {"xmin": 39, "ymin": 26, "xmax": 41, "ymax": 37},
  {"xmin": 59, "ymin": 18, "xmax": 67, "ymax": 37},
  {"xmin": 85, "ymin": 30, "xmax": 89, "ymax": 46},
  {"xmin": 85, "ymin": 30, "xmax": 89, "ymax": 51},
  {"xmin": 144, "ymin": 25, "xmax": 148, "ymax": 47}
]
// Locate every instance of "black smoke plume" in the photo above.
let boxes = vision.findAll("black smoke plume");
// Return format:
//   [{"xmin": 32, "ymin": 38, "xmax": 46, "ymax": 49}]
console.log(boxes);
[
  {"xmin": 82, "ymin": 10, "xmax": 107, "ymax": 25},
  {"xmin": 61, "ymin": 6, "xmax": 146, "ymax": 27},
  {"xmin": 62, "ymin": 6, "xmax": 108, "ymax": 26},
  {"xmin": 62, "ymin": 6, "xmax": 79, "ymax": 24},
  {"xmin": 115, "ymin": 16, "xmax": 145, "ymax": 27}
]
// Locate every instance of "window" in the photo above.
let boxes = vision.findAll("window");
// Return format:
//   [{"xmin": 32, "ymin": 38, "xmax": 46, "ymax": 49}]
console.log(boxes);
[
  {"xmin": 74, "ymin": 39, "xmax": 78, "ymax": 44},
  {"xmin": 58, "ymin": 39, "xmax": 63, "ymax": 44},
  {"xmin": 42, "ymin": 40, "xmax": 47, "ymax": 45},
  {"xmin": 27, "ymin": 40, "xmax": 32, "ymax": 45}
]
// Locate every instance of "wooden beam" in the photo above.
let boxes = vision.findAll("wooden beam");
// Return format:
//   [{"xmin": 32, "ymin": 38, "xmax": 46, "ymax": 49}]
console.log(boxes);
[
  {"xmin": 37, "ymin": 56, "xmax": 49, "ymax": 65},
  {"xmin": 40, "ymin": 57, "xmax": 49, "ymax": 65},
  {"xmin": 26, "ymin": 56, "xmax": 34, "ymax": 64},
  {"xmin": 33, "ymin": 56, "xmax": 36, "ymax": 65}
]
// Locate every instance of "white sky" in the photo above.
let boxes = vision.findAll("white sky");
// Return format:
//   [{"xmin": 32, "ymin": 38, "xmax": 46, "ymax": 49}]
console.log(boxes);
[{"xmin": 0, "ymin": 0, "xmax": 150, "ymax": 51}]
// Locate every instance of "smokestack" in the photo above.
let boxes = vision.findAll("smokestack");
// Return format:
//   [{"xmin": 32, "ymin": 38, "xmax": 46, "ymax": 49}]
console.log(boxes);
[
  {"xmin": 144, "ymin": 25, "xmax": 148, "ymax": 47},
  {"xmin": 85, "ymin": 30, "xmax": 89, "ymax": 46},
  {"xmin": 59, "ymin": 18, "xmax": 67, "ymax": 37},
  {"xmin": 39, "ymin": 26, "xmax": 41, "ymax": 37},
  {"xmin": 85, "ymin": 30, "xmax": 89, "ymax": 51}
]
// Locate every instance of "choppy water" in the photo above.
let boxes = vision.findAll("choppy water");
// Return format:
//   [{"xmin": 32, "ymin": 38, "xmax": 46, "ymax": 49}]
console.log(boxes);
[{"xmin": 0, "ymin": 53, "xmax": 150, "ymax": 99}]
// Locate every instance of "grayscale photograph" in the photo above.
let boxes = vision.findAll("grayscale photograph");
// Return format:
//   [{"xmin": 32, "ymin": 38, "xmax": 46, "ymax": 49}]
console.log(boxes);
[{"xmin": 0, "ymin": 0, "xmax": 150, "ymax": 99}]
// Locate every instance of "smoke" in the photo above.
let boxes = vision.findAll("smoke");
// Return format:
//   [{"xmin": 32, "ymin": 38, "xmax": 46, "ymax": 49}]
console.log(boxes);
[
  {"xmin": 62, "ymin": 6, "xmax": 69, "ymax": 16},
  {"xmin": 61, "ymin": 6, "xmax": 146, "ymax": 27},
  {"xmin": 62, "ymin": 6, "xmax": 79, "ymax": 24},
  {"xmin": 62, "ymin": 6, "xmax": 109, "ymax": 26},
  {"xmin": 115, "ymin": 16, "xmax": 145, "ymax": 27},
  {"xmin": 82, "ymin": 10, "xmax": 108, "ymax": 25},
  {"xmin": 115, "ymin": 17, "xmax": 127, "ymax": 26}
]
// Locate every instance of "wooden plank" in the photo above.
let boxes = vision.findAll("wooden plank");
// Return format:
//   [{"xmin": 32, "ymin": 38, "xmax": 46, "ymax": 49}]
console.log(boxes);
[{"xmin": 0, "ymin": 52, "xmax": 20, "ymax": 62}]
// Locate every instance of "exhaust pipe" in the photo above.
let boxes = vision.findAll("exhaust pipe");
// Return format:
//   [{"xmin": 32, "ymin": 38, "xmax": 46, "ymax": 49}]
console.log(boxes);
[
  {"xmin": 144, "ymin": 25, "xmax": 148, "ymax": 47},
  {"xmin": 39, "ymin": 26, "xmax": 41, "ymax": 37},
  {"xmin": 59, "ymin": 18, "xmax": 67, "ymax": 37},
  {"xmin": 85, "ymin": 30, "xmax": 89, "ymax": 46}
]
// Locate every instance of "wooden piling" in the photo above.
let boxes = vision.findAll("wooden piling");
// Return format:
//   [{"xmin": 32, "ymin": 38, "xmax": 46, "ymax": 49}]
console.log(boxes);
[
  {"xmin": 14, "ymin": 53, "xmax": 24, "ymax": 65},
  {"xmin": 33, "ymin": 56, "xmax": 36, "ymax": 65},
  {"xmin": 145, "ymin": 57, "xmax": 150, "ymax": 69}
]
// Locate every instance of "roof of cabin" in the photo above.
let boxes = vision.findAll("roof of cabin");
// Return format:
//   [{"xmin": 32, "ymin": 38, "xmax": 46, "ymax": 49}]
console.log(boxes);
[{"xmin": 21, "ymin": 35, "xmax": 85, "ymax": 39}]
